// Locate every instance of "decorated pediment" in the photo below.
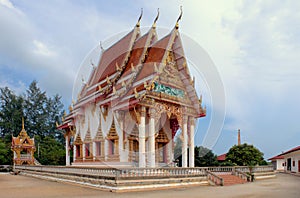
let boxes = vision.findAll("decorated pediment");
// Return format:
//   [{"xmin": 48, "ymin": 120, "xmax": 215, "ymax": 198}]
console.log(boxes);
[
  {"xmin": 94, "ymin": 124, "xmax": 104, "ymax": 141},
  {"xmin": 74, "ymin": 133, "xmax": 83, "ymax": 144},
  {"xmin": 106, "ymin": 120, "xmax": 118, "ymax": 140}
]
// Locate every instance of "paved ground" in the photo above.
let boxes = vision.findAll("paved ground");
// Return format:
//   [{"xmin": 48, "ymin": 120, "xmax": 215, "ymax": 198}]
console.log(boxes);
[{"xmin": 0, "ymin": 173, "xmax": 299, "ymax": 198}]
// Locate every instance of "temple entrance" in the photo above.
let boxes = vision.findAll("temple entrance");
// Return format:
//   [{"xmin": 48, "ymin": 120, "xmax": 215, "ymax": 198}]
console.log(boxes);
[
  {"xmin": 128, "ymin": 139, "xmax": 139, "ymax": 163},
  {"xmin": 156, "ymin": 142, "xmax": 167, "ymax": 163},
  {"xmin": 155, "ymin": 128, "xmax": 169, "ymax": 164}
]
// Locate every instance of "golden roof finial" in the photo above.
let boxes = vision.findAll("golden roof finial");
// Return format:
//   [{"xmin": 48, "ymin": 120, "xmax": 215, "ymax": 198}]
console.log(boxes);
[
  {"xmin": 22, "ymin": 117, "xmax": 25, "ymax": 130},
  {"xmin": 136, "ymin": 8, "xmax": 143, "ymax": 27},
  {"xmin": 152, "ymin": 8, "xmax": 160, "ymax": 28},
  {"xmin": 175, "ymin": 6, "xmax": 183, "ymax": 29}
]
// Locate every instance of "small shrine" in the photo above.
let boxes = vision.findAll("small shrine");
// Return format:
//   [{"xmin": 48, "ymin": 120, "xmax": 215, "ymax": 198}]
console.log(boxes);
[{"xmin": 11, "ymin": 118, "xmax": 36, "ymax": 165}]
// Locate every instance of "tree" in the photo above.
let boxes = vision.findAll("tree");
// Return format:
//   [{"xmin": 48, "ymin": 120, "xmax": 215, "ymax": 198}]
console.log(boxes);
[
  {"xmin": 194, "ymin": 146, "xmax": 219, "ymax": 167},
  {"xmin": 36, "ymin": 136, "xmax": 65, "ymax": 165},
  {"xmin": 45, "ymin": 94, "xmax": 64, "ymax": 143},
  {"xmin": 174, "ymin": 136, "xmax": 219, "ymax": 167},
  {"xmin": 225, "ymin": 143, "xmax": 265, "ymax": 167},
  {"xmin": 0, "ymin": 138, "xmax": 9, "ymax": 164},
  {"xmin": 24, "ymin": 81, "xmax": 48, "ymax": 137},
  {"xmin": 0, "ymin": 80, "xmax": 66, "ymax": 165},
  {"xmin": 0, "ymin": 87, "xmax": 24, "ymax": 137}
]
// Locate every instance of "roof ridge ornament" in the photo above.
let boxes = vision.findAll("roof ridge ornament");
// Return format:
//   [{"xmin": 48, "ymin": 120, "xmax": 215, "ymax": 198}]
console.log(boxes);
[
  {"xmin": 152, "ymin": 8, "xmax": 160, "ymax": 28},
  {"xmin": 175, "ymin": 6, "xmax": 183, "ymax": 29},
  {"xmin": 136, "ymin": 8, "xmax": 143, "ymax": 27},
  {"xmin": 99, "ymin": 41, "xmax": 104, "ymax": 51}
]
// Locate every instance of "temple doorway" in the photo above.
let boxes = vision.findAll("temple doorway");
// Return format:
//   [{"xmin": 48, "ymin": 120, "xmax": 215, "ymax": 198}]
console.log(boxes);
[{"xmin": 155, "ymin": 129, "xmax": 169, "ymax": 164}]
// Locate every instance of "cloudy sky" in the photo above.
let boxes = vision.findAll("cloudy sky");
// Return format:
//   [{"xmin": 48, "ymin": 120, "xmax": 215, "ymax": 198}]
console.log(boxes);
[{"xmin": 1, "ymin": 0, "xmax": 299, "ymax": 159}]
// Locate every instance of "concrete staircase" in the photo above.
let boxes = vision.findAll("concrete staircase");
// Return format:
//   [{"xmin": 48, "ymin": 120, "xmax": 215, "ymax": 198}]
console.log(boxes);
[{"xmin": 219, "ymin": 174, "xmax": 247, "ymax": 186}]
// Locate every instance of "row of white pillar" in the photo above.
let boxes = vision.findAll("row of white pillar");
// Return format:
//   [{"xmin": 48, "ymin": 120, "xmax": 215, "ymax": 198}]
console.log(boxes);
[
  {"xmin": 138, "ymin": 107, "xmax": 195, "ymax": 168},
  {"xmin": 65, "ymin": 107, "xmax": 196, "ymax": 168}
]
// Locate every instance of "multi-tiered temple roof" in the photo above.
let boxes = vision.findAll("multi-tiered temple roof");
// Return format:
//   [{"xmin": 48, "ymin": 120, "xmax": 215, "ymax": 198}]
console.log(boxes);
[{"xmin": 67, "ymin": 10, "xmax": 205, "ymax": 120}]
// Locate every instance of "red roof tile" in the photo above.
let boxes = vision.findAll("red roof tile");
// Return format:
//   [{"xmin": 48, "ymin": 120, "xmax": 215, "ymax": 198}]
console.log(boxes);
[
  {"xmin": 268, "ymin": 155, "xmax": 284, "ymax": 161},
  {"xmin": 279, "ymin": 145, "xmax": 300, "ymax": 156},
  {"xmin": 217, "ymin": 153, "xmax": 226, "ymax": 161}
]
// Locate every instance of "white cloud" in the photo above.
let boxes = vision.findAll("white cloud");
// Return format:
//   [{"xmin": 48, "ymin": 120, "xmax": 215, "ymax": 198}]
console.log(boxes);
[
  {"xmin": 33, "ymin": 40, "xmax": 56, "ymax": 57},
  {"xmin": 0, "ymin": 0, "xmax": 14, "ymax": 9}
]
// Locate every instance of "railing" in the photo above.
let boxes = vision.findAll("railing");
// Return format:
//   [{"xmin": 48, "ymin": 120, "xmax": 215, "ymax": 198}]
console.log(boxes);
[
  {"xmin": 19, "ymin": 154, "xmax": 32, "ymax": 160},
  {"xmin": 15, "ymin": 166, "xmax": 207, "ymax": 179},
  {"xmin": 234, "ymin": 169, "xmax": 250, "ymax": 181},
  {"xmin": 206, "ymin": 165, "xmax": 273, "ymax": 174},
  {"xmin": 206, "ymin": 170, "xmax": 223, "ymax": 186},
  {"xmin": 252, "ymin": 166, "xmax": 274, "ymax": 173},
  {"xmin": 15, "ymin": 165, "xmax": 273, "ymax": 181},
  {"xmin": 116, "ymin": 167, "xmax": 206, "ymax": 179},
  {"xmin": 207, "ymin": 166, "xmax": 233, "ymax": 173},
  {"xmin": 16, "ymin": 165, "xmax": 118, "ymax": 178}
]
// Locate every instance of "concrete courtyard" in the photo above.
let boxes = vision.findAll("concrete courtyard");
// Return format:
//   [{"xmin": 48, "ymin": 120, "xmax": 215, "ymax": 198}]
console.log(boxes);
[{"xmin": 0, "ymin": 172, "xmax": 299, "ymax": 198}]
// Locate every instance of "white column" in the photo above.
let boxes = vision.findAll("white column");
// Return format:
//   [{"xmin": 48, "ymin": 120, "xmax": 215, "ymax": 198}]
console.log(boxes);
[
  {"xmin": 73, "ymin": 144, "xmax": 76, "ymax": 162},
  {"xmin": 65, "ymin": 135, "xmax": 70, "ymax": 166},
  {"xmin": 92, "ymin": 142, "xmax": 96, "ymax": 161},
  {"xmin": 118, "ymin": 111, "xmax": 125, "ymax": 162},
  {"xmin": 182, "ymin": 115, "xmax": 188, "ymax": 167},
  {"xmin": 139, "ymin": 106, "xmax": 146, "ymax": 167},
  {"xmin": 82, "ymin": 143, "xmax": 86, "ymax": 161},
  {"xmin": 149, "ymin": 108, "xmax": 156, "ymax": 167},
  {"xmin": 104, "ymin": 139, "xmax": 108, "ymax": 161},
  {"xmin": 189, "ymin": 117, "xmax": 195, "ymax": 167}
]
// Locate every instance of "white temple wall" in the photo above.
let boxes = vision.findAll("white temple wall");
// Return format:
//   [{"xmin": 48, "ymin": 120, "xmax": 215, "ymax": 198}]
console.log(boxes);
[{"xmin": 90, "ymin": 104, "xmax": 100, "ymax": 139}]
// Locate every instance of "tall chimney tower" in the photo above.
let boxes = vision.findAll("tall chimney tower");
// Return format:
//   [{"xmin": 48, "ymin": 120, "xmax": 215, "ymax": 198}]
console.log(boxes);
[{"xmin": 238, "ymin": 129, "xmax": 241, "ymax": 145}]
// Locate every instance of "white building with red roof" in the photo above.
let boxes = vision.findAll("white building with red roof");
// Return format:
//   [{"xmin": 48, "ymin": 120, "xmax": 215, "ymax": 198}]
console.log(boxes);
[
  {"xmin": 270, "ymin": 146, "xmax": 300, "ymax": 173},
  {"xmin": 268, "ymin": 154, "xmax": 284, "ymax": 171}
]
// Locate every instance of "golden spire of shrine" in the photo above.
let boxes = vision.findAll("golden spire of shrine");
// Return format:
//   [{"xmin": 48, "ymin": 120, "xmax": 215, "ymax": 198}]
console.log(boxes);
[
  {"xmin": 18, "ymin": 117, "xmax": 28, "ymax": 138},
  {"xmin": 152, "ymin": 8, "xmax": 159, "ymax": 28},
  {"xmin": 136, "ymin": 8, "xmax": 143, "ymax": 27},
  {"xmin": 22, "ymin": 117, "xmax": 25, "ymax": 130},
  {"xmin": 175, "ymin": 6, "xmax": 183, "ymax": 29}
]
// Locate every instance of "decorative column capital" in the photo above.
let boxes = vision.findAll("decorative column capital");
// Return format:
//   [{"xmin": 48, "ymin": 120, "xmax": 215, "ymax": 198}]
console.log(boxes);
[
  {"xmin": 149, "ymin": 108, "xmax": 156, "ymax": 118},
  {"xmin": 140, "ymin": 106, "xmax": 146, "ymax": 117},
  {"xmin": 183, "ymin": 115, "xmax": 188, "ymax": 124},
  {"xmin": 188, "ymin": 117, "xmax": 195, "ymax": 126}
]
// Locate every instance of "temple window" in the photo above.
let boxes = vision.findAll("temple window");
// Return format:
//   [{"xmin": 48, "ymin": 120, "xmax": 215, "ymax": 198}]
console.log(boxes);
[
  {"xmin": 85, "ymin": 143, "xmax": 90, "ymax": 157},
  {"xmin": 76, "ymin": 145, "xmax": 80, "ymax": 157},
  {"xmin": 96, "ymin": 142, "xmax": 102, "ymax": 156}
]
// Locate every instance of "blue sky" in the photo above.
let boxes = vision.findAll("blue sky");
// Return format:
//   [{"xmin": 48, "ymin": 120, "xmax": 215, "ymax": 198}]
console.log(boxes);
[{"xmin": 1, "ymin": 0, "xmax": 300, "ymax": 160}]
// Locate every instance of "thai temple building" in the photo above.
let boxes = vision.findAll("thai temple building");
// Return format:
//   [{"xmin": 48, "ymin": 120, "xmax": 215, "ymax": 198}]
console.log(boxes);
[
  {"xmin": 58, "ymin": 10, "xmax": 206, "ymax": 168},
  {"xmin": 11, "ymin": 118, "xmax": 36, "ymax": 165}
]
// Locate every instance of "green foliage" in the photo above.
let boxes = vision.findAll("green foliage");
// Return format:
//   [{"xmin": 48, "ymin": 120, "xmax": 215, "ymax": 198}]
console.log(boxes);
[
  {"xmin": 194, "ymin": 146, "xmax": 219, "ymax": 167},
  {"xmin": 0, "ymin": 87, "xmax": 24, "ymax": 137},
  {"xmin": 226, "ymin": 143, "xmax": 265, "ymax": 166},
  {"xmin": 173, "ymin": 136, "xmax": 219, "ymax": 167},
  {"xmin": 0, "ymin": 81, "xmax": 66, "ymax": 165},
  {"xmin": 35, "ymin": 136, "xmax": 65, "ymax": 165},
  {"xmin": 0, "ymin": 138, "xmax": 8, "ymax": 164}
]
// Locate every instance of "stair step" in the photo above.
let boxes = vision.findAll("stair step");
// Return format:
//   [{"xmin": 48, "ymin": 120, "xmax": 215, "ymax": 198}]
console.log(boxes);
[{"xmin": 219, "ymin": 174, "xmax": 247, "ymax": 186}]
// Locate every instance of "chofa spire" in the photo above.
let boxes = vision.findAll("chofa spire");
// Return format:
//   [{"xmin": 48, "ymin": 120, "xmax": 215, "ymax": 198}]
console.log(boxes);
[
  {"xmin": 136, "ymin": 8, "xmax": 143, "ymax": 27},
  {"xmin": 152, "ymin": 8, "xmax": 160, "ymax": 28},
  {"xmin": 175, "ymin": 6, "xmax": 183, "ymax": 29}
]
